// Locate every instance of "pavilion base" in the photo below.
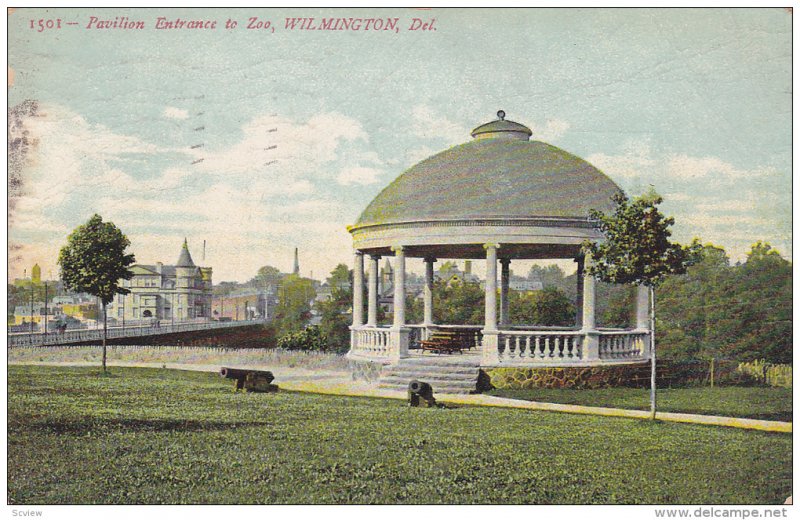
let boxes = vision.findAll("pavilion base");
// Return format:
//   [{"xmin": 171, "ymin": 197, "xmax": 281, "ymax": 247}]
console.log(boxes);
[{"xmin": 484, "ymin": 361, "xmax": 654, "ymax": 390}]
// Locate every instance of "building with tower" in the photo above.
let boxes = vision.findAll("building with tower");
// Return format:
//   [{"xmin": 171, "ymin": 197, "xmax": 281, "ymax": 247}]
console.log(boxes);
[{"xmin": 107, "ymin": 239, "xmax": 213, "ymax": 323}]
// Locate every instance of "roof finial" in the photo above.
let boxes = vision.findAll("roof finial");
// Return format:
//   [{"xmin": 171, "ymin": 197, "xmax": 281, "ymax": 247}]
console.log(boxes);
[{"xmin": 497, "ymin": 110, "xmax": 506, "ymax": 121}]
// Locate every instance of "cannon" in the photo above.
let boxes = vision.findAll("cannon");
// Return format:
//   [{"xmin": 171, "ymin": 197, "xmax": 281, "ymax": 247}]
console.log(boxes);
[
  {"xmin": 408, "ymin": 380, "xmax": 437, "ymax": 408},
  {"xmin": 220, "ymin": 367, "xmax": 277, "ymax": 393}
]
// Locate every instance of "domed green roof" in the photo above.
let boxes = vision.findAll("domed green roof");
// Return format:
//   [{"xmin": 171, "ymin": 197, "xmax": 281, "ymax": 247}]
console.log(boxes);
[{"xmin": 355, "ymin": 138, "xmax": 622, "ymax": 227}]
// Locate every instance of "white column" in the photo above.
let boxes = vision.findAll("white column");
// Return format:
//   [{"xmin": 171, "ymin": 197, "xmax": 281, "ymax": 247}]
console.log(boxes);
[
  {"xmin": 499, "ymin": 258, "xmax": 511, "ymax": 326},
  {"xmin": 581, "ymin": 255, "xmax": 599, "ymax": 360},
  {"xmin": 582, "ymin": 265, "xmax": 596, "ymax": 330},
  {"xmin": 392, "ymin": 246, "xmax": 406, "ymax": 327},
  {"xmin": 636, "ymin": 284, "xmax": 650, "ymax": 330},
  {"xmin": 423, "ymin": 256, "xmax": 435, "ymax": 326},
  {"xmin": 575, "ymin": 256, "xmax": 584, "ymax": 327},
  {"xmin": 367, "ymin": 254, "xmax": 380, "ymax": 327},
  {"xmin": 352, "ymin": 252, "xmax": 364, "ymax": 327},
  {"xmin": 484, "ymin": 244, "xmax": 498, "ymax": 332}
]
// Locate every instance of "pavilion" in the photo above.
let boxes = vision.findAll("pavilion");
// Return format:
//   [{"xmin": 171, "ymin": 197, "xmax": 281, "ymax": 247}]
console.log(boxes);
[{"xmin": 346, "ymin": 111, "xmax": 651, "ymax": 373}]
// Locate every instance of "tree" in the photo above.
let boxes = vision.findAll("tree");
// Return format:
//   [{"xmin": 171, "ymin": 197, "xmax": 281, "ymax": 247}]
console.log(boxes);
[
  {"xmin": 250, "ymin": 265, "xmax": 284, "ymax": 289},
  {"xmin": 726, "ymin": 242, "xmax": 791, "ymax": 363},
  {"xmin": 315, "ymin": 264, "xmax": 353, "ymax": 353},
  {"xmin": 273, "ymin": 274, "xmax": 316, "ymax": 337},
  {"xmin": 583, "ymin": 192, "xmax": 701, "ymax": 418},
  {"xmin": 434, "ymin": 279, "xmax": 485, "ymax": 325},
  {"xmin": 509, "ymin": 287, "xmax": 575, "ymax": 326},
  {"xmin": 656, "ymin": 244, "xmax": 731, "ymax": 361},
  {"xmin": 58, "ymin": 214, "xmax": 135, "ymax": 372}
]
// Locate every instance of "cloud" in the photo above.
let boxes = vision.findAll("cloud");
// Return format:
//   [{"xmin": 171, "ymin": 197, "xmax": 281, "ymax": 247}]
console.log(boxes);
[
  {"xmin": 9, "ymin": 103, "xmax": 173, "ymax": 212},
  {"xmin": 665, "ymin": 155, "xmax": 771, "ymax": 180},
  {"xmin": 585, "ymin": 142, "xmax": 789, "ymax": 261},
  {"xmin": 404, "ymin": 145, "xmax": 440, "ymax": 166},
  {"xmin": 527, "ymin": 118, "xmax": 571, "ymax": 141},
  {"xmin": 199, "ymin": 111, "xmax": 368, "ymax": 176},
  {"xmin": 162, "ymin": 106, "xmax": 189, "ymax": 120},
  {"xmin": 410, "ymin": 105, "xmax": 469, "ymax": 144},
  {"xmin": 337, "ymin": 166, "xmax": 381, "ymax": 186},
  {"xmin": 586, "ymin": 141, "xmax": 655, "ymax": 180}
]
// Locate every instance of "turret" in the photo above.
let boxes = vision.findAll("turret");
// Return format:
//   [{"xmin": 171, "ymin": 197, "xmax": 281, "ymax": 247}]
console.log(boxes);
[{"xmin": 175, "ymin": 238, "xmax": 197, "ymax": 289}]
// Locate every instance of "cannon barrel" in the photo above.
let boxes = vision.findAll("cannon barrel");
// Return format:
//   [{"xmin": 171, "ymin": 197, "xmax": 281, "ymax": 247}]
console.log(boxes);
[
  {"xmin": 220, "ymin": 367, "xmax": 274, "ymax": 384},
  {"xmin": 409, "ymin": 380, "xmax": 433, "ymax": 397},
  {"xmin": 408, "ymin": 379, "xmax": 436, "ymax": 407}
]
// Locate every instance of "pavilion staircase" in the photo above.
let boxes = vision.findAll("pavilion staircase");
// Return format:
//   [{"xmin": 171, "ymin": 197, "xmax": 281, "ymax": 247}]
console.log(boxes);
[{"xmin": 378, "ymin": 356, "xmax": 483, "ymax": 394}]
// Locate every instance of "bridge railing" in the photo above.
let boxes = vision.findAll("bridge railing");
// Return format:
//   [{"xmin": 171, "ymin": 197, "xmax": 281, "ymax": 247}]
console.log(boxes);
[{"xmin": 7, "ymin": 319, "xmax": 269, "ymax": 348}]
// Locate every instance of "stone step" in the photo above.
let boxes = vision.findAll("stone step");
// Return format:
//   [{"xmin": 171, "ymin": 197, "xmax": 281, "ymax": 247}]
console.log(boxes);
[
  {"xmin": 378, "ymin": 382, "xmax": 477, "ymax": 394},
  {"xmin": 394, "ymin": 356, "xmax": 480, "ymax": 368},
  {"xmin": 380, "ymin": 375, "xmax": 478, "ymax": 387},
  {"xmin": 384, "ymin": 365, "xmax": 479, "ymax": 377}
]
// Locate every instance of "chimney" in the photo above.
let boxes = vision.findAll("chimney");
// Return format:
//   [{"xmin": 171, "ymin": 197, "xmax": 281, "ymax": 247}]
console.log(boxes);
[
  {"xmin": 464, "ymin": 260, "xmax": 472, "ymax": 275},
  {"xmin": 293, "ymin": 248, "xmax": 300, "ymax": 276}
]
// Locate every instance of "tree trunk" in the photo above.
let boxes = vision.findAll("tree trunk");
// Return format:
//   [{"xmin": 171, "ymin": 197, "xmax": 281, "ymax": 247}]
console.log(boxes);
[
  {"xmin": 649, "ymin": 286, "xmax": 656, "ymax": 420},
  {"xmin": 102, "ymin": 303, "xmax": 107, "ymax": 373}
]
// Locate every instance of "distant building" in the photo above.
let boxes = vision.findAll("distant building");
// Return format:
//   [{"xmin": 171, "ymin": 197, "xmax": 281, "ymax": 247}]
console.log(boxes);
[
  {"xmin": 510, "ymin": 280, "xmax": 544, "ymax": 292},
  {"xmin": 13, "ymin": 262, "xmax": 55, "ymax": 289},
  {"xmin": 436, "ymin": 260, "xmax": 480, "ymax": 285},
  {"xmin": 107, "ymin": 239, "xmax": 213, "ymax": 322},
  {"xmin": 61, "ymin": 302, "xmax": 98, "ymax": 321},
  {"xmin": 211, "ymin": 289, "xmax": 271, "ymax": 321},
  {"xmin": 13, "ymin": 302, "xmax": 49, "ymax": 326}
]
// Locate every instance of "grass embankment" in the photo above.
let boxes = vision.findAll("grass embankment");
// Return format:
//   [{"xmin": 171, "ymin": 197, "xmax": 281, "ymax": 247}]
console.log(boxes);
[
  {"xmin": 8, "ymin": 365, "xmax": 791, "ymax": 505},
  {"xmin": 79, "ymin": 324, "xmax": 276, "ymax": 348},
  {"xmin": 487, "ymin": 387, "xmax": 793, "ymax": 422},
  {"xmin": 8, "ymin": 345, "xmax": 350, "ymax": 372}
]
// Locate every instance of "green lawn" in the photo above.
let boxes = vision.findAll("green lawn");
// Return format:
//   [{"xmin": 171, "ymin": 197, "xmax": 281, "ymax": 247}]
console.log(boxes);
[
  {"xmin": 8, "ymin": 365, "xmax": 792, "ymax": 505},
  {"xmin": 488, "ymin": 387, "xmax": 793, "ymax": 422}
]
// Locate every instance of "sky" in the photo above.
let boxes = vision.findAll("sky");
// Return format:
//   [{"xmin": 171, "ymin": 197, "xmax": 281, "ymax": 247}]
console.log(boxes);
[{"xmin": 7, "ymin": 7, "xmax": 792, "ymax": 283}]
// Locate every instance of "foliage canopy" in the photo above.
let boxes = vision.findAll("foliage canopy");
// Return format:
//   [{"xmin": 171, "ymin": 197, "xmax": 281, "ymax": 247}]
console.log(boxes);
[
  {"xmin": 583, "ymin": 192, "xmax": 702, "ymax": 287},
  {"xmin": 57, "ymin": 214, "xmax": 135, "ymax": 305}
]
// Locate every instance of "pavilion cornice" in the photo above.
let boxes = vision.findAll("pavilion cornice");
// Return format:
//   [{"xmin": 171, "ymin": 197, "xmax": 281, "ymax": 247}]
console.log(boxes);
[{"xmin": 348, "ymin": 216, "xmax": 597, "ymax": 235}]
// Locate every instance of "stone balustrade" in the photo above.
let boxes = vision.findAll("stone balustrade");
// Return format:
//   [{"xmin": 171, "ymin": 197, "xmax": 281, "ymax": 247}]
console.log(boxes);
[
  {"xmin": 598, "ymin": 331, "xmax": 649, "ymax": 360},
  {"xmin": 350, "ymin": 326, "xmax": 394, "ymax": 359},
  {"xmin": 496, "ymin": 330, "xmax": 584, "ymax": 363}
]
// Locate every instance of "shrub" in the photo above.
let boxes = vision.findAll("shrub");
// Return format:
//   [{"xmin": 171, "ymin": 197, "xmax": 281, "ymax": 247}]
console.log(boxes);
[
  {"xmin": 737, "ymin": 359, "xmax": 792, "ymax": 388},
  {"xmin": 276, "ymin": 325, "xmax": 329, "ymax": 352}
]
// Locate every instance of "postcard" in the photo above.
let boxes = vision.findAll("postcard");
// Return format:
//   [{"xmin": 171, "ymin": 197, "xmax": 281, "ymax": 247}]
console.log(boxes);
[{"xmin": 6, "ymin": 6, "xmax": 793, "ymax": 513}]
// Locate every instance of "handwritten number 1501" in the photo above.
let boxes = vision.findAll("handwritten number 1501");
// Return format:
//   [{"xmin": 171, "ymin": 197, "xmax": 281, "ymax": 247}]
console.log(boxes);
[{"xmin": 29, "ymin": 19, "xmax": 62, "ymax": 32}]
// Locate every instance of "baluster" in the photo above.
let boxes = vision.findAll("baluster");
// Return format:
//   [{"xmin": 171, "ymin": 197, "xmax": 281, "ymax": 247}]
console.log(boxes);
[
  {"xmin": 524, "ymin": 336, "xmax": 531, "ymax": 359},
  {"xmin": 545, "ymin": 337, "xmax": 552, "ymax": 357},
  {"xmin": 535, "ymin": 336, "xmax": 542, "ymax": 358}
]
